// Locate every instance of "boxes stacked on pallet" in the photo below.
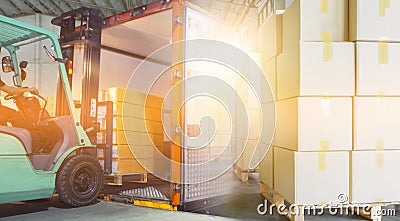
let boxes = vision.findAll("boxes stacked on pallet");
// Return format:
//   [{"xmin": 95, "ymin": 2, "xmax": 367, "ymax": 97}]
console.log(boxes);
[
  {"xmin": 259, "ymin": 0, "xmax": 354, "ymax": 205},
  {"xmin": 257, "ymin": 0, "xmax": 283, "ymax": 188},
  {"xmin": 350, "ymin": 0, "xmax": 400, "ymax": 204},
  {"xmin": 97, "ymin": 87, "xmax": 166, "ymax": 175}
]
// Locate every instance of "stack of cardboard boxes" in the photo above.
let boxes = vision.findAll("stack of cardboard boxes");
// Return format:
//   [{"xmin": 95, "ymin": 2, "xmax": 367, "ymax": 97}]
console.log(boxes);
[
  {"xmin": 350, "ymin": 0, "xmax": 400, "ymax": 203},
  {"xmin": 259, "ymin": 0, "xmax": 400, "ymax": 206},
  {"xmin": 259, "ymin": 0, "xmax": 354, "ymax": 205},
  {"xmin": 257, "ymin": 0, "xmax": 282, "ymax": 188},
  {"xmin": 97, "ymin": 87, "xmax": 166, "ymax": 175}
]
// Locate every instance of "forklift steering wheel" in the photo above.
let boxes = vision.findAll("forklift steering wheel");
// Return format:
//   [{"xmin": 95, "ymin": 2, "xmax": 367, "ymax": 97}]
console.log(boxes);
[{"xmin": 3, "ymin": 93, "xmax": 23, "ymax": 100}]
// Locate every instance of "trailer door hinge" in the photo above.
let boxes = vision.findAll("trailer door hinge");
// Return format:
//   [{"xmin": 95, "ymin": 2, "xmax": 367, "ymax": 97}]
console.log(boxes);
[
  {"xmin": 174, "ymin": 16, "xmax": 183, "ymax": 24},
  {"xmin": 173, "ymin": 70, "xmax": 183, "ymax": 79},
  {"xmin": 173, "ymin": 182, "xmax": 181, "ymax": 191},
  {"xmin": 174, "ymin": 126, "xmax": 182, "ymax": 136}
]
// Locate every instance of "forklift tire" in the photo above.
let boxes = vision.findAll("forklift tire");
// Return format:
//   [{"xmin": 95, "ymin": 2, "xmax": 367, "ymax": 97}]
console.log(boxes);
[{"xmin": 56, "ymin": 155, "xmax": 103, "ymax": 207}]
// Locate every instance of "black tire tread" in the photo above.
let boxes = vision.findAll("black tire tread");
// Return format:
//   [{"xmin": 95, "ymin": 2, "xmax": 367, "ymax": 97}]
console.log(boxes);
[{"xmin": 56, "ymin": 155, "xmax": 103, "ymax": 207}]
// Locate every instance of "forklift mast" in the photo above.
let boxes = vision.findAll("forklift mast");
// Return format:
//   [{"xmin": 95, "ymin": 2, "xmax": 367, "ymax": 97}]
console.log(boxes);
[{"xmin": 51, "ymin": 8, "xmax": 102, "ymax": 143}]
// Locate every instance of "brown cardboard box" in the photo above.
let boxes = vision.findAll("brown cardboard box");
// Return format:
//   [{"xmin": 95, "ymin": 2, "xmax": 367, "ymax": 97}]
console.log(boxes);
[
  {"xmin": 282, "ymin": 0, "xmax": 348, "ymax": 43},
  {"xmin": 354, "ymin": 97, "xmax": 400, "ymax": 150},
  {"xmin": 275, "ymin": 97, "xmax": 352, "ymax": 151},
  {"xmin": 260, "ymin": 58, "xmax": 277, "ymax": 102},
  {"xmin": 350, "ymin": 0, "xmax": 400, "ymax": 41},
  {"xmin": 274, "ymin": 147, "xmax": 349, "ymax": 205},
  {"xmin": 259, "ymin": 146, "xmax": 274, "ymax": 188},
  {"xmin": 259, "ymin": 14, "xmax": 282, "ymax": 62},
  {"xmin": 351, "ymin": 150, "xmax": 400, "ymax": 203},
  {"xmin": 277, "ymin": 42, "xmax": 355, "ymax": 100},
  {"xmin": 356, "ymin": 42, "xmax": 400, "ymax": 96}
]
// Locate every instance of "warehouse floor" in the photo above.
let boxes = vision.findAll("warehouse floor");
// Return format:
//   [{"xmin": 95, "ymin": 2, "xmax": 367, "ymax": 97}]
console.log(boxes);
[{"xmin": 0, "ymin": 173, "xmax": 399, "ymax": 221}]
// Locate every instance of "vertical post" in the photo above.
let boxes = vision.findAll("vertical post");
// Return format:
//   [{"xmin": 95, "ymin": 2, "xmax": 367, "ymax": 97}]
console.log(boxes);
[
  {"xmin": 52, "ymin": 7, "xmax": 102, "ymax": 143},
  {"xmin": 55, "ymin": 16, "xmax": 74, "ymax": 117},
  {"xmin": 170, "ymin": 0, "xmax": 184, "ymax": 207},
  {"xmin": 104, "ymin": 101, "xmax": 113, "ymax": 174}
]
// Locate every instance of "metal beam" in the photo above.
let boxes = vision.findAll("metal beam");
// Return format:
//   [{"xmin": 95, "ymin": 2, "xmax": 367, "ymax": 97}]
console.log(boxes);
[
  {"xmin": 121, "ymin": 0, "xmax": 128, "ymax": 11},
  {"xmin": 135, "ymin": 0, "xmax": 144, "ymax": 7},
  {"xmin": 0, "ymin": 5, "xmax": 8, "ymax": 16},
  {"xmin": 23, "ymin": 0, "xmax": 43, "ymax": 14},
  {"xmin": 8, "ymin": 0, "xmax": 23, "ymax": 12},
  {"xmin": 223, "ymin": 0, "xmax": 234, "ymax": 21},
  {"xmin": 45, "ymin": 0, "xmax": 65, "ymax": 15},
  {"xmin": 64, "ymin": 0, "xmax": 123, "ymax": 13},
  {"xmin": 61, "ymin": 0, "xmax": 75, "ymax": 11},
  {"xmin": 102, "ymin": 0, "xmax": 114, "ymax": 17},
  {"xmin": 34, "ymin": 0, "xmax": 55, "ymax": 15},
  {"xmin": 88, "ymin": 0, "xmax": 107, "ymax": 18}
]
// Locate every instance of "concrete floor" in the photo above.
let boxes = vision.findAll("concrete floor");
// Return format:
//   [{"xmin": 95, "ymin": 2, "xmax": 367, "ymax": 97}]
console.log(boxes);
[{"xmin": 1, "ymin": 173, "xmax": 400, "ymax": 221}]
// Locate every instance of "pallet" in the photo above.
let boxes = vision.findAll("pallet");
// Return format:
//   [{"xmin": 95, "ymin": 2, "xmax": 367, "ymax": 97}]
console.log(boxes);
[
  {"xmin": 233, "ymin": 165, "xmax": 250, "ymax": 182},
  {"xmin": 260, "ymin": 182, "xmax": 399, "ymax": 221},
  {"xmin": 260, "ymin": 182, "xmax": 304, "ymax": 221},
  {"xmin": 105, "ymin": 173, "xmax": 148, "ymax": 185}
]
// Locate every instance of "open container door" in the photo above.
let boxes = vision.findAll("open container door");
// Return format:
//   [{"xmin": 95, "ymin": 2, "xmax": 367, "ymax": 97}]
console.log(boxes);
[{"xmin": 180, "ymin": 4, "xmax": 236, "ymax": 211}]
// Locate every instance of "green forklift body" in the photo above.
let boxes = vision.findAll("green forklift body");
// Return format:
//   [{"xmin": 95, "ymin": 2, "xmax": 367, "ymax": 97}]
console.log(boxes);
[
  {"xmin": 0, "ymin": 134, "xmax": 55, "ymax": 203},
  {"xmin": 0, "ymin": 15, "xmax": 94, "ymax": 203}
]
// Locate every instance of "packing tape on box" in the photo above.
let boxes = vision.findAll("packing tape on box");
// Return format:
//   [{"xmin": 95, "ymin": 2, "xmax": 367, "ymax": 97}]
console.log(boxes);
[
  {"xmin": 376, "ymin": 138, "xmax": 384, "ymax": 168},
  {"xmin": 321, "ymin": 0, "xmax": 329, "ymax": 13},
  {"xmin": 376, "ymin": 152, "xmax": 384, "ymax": 169},
  {"xmin": 318, "ymin": 152, "xmax": 327, "ymax": 171},
  {"xmin": 318, "ymin": 140, "xmax": 329, "ymax": 170},
  {"xmin": 379, "ymin": 0, "xmax": 390, "ymax": 16},
  {"xmin": 320, "ymin": 140, "xmax": 330, "ymax": 151},
  {"xmin": 321, "ymin": 97, "xmax": 331, "ymax": 118},
  {"xmin": 378, "ymin": 42, "xmax": 389, "ymax": 64},
  {"xmin": 320, "ymin": 32, "xmax": 332, "ymax": 61},
  {"xmin": 376, "ymin": 138, "xmax": 384, "ymax": 151},
  {"xmin": 378, "ymin": 91, "xmax": 387, "ymax": 97}
]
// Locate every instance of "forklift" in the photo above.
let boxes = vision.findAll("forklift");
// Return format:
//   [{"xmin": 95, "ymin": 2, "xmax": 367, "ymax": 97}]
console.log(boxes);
[{"xmin": 0, "ymin": 15, "xmax": 103, "ymax": 206}]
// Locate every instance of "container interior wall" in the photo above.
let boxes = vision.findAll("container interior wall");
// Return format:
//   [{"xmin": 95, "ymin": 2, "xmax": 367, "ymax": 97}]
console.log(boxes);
[
  {"xmin": 183, "ymin": 6, "xmax": 235, "ymax": 203},
  {"xmin": 0, "ymin": 14, "xmax": 59, "ymax": 116}
]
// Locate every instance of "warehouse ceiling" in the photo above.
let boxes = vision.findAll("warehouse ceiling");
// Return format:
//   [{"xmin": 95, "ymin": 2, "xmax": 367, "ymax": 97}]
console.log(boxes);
[{"xmin": 0, "ymin": 0, "xmax": 259, "ymax": 26}]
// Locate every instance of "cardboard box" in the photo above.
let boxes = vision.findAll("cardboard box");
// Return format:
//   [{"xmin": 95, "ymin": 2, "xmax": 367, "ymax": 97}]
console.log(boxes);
[
  {"xmin": 356, "ymin": 42, "xmax": 400, "ymax": 96},
  {"xmin": 351, "ymin": 150, "xmax": 400, "ymax": 203},
  {"xmin": 274, "ymin": 147, "xmax": 349, "ymax": 205},
  {"xmin": 98, "ymin": 158, "xmax": 146, "ymax": 174},
  {"xmin": 259, "ymin": 14, "xmax": 283, "ymax": 62},
  {"xmin": 104, "ymin": 87, "xmax": 163, "ymax": 109},
  {"xmin": 97, "ymin": 144, "xmax": 133, "ymax": 159},
  {"xmin": 275, "ymin": 97, "xmax": 352, "ymax": 151},
  {"xmin": 260, "ymin": 102, "xmax": 276, "ymax": 146},
  {"xmin": 354, "ymin": 97, "xmax": 400, "ymax": 150},
  {"xmin": 277, "ymin": 42, "xmax": 355, "ymax": 100},
  {"xmin": 236, "ymin": 139, "xmax": 259, "ymax": 170},
  {"xmin": 261, "ymin": 58, "xmax": 277, "ymax": 102},
  {"xmin": 108, "ymin": 130, "xmax": 164, "ymax": 146},
  {"xmin": 282, "ymin": 0, "xmax": 348, "ymax": 42},
  {"xmin": 350, "ymin": 0, "xmax": 400, "ymax": 41},
  {"xmin": 259, "ymin": 146, "xmax": 274, "ymax": 188},
  {"xmin": 98, "ymin": 115, "xmax": 163, "ymax": 134}
]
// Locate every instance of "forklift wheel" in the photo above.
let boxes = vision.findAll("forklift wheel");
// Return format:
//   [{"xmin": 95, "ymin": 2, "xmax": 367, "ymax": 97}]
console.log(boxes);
[{"xmin": 56, "ymin": 155, "xmax": 103, "ymax": 207}]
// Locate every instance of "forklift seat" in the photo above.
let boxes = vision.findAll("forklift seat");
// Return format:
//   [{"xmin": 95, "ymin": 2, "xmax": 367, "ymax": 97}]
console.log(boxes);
[{"xmin": 0, "ymin": 126, "xmax": 32, "ymax": 154}]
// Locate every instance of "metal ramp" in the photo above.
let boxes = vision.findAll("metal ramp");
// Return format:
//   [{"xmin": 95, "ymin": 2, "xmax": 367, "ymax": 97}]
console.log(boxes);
[{"xmin": 119, "ymin": 185, "xmax": 170, "ymax": 202}]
